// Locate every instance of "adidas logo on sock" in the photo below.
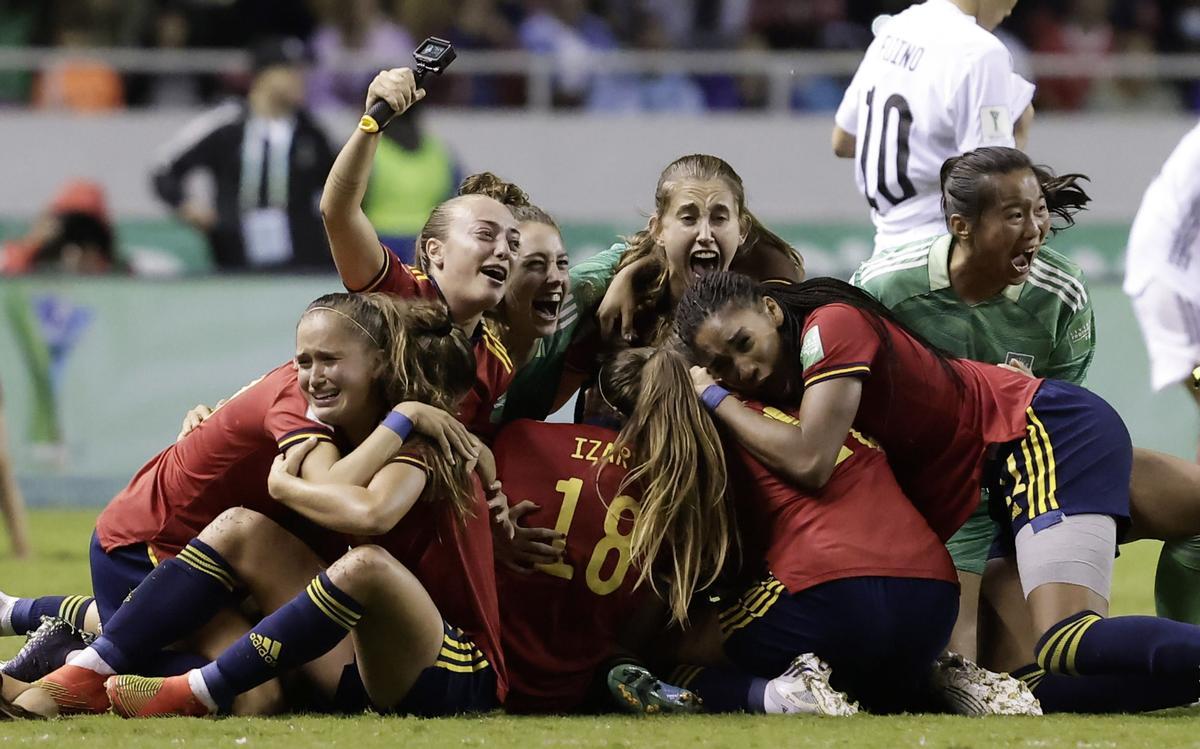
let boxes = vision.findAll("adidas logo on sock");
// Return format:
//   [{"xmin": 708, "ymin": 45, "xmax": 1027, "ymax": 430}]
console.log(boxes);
[{"xmin": 249, "ymin": 633, "xmax": 282, "ymax": 666}]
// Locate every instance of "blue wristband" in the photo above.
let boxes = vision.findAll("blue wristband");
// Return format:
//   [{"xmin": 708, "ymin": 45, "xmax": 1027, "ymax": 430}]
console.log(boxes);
[
  {"xmin": 700, "ymin": 383, "xmax": 731, "ymax": 413},
  {"xmin": 382, "ymin": 411, "xmax": 414, "ymax": 440}
]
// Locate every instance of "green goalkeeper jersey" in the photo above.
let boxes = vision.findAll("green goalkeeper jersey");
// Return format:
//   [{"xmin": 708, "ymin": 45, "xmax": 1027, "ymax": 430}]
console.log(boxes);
[
  {"xmin": 491, "ymin": 242, "xmax": 624, "ymax": 424},
  {"xmin": 851, "ymin": 233, "xmax": 1095, "ymax": 384}
]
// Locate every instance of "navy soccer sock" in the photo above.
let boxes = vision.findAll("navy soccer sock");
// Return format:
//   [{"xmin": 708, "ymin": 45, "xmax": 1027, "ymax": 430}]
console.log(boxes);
[
  {"xmin": 671, "ymin": 665, "xmax": 769, "ymax": 713},
  {"xmin": 199, "ymin": 571, "xmax": 363, "ymax": 712},
  {"xmin": 9, "ymin": 595, "xmax": 93, "ymax": 635},
  {"xmin": 1036, "ymin": 609, "xmax": 1200, "ymax": 678},
  {"xmin": 90, "ymin": 539, "xmax": 237, "ymax": 674},
  {"xmin": 1014, "ymin": 663, "xmax": 1200, "ymax": 713}
]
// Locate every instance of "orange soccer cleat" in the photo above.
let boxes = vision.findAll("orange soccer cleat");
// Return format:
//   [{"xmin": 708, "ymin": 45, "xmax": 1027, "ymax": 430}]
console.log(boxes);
[
  {"xmin": 106, "ymin": 674, "xmax": 212, "ymax": 718},
  {"xmin": 34, "ymin": 664, "xmax": 111, "ymax": 715}
]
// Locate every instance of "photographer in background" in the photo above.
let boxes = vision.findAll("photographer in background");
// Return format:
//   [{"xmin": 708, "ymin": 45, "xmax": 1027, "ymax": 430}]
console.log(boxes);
[{"xmin": 150, "ymin": 37, "xmax": 335, "ymax": 272}]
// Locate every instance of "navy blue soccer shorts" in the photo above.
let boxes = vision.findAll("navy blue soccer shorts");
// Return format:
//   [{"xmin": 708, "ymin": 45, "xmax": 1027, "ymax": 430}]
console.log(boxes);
[
  {"xmin": 334, "ymin": 622, "xmax": 497, "ymax": 716},
  {"xmin": 985, "ymin": 379, "xmax": 1133, "ymax": 558},
  {"xmin": 719, "ymin": 575, "xmax": 958, "ymax": 713},
  {"xmin": 89, "ymin": 530, "xmax": 157, "ymax": 624}
]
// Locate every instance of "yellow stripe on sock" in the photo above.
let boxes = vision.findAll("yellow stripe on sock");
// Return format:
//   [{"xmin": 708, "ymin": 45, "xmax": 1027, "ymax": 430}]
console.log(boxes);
[
  {"xmin": 310, "ymin": 577, "xmax": 361, "ymax": 626},
  {"xmin": 178, "ymin": 547, "xmax": 236, "ymax": 590},
  {"xmin": 1063, "ymin": 614, "xmax": 1103, "ymax": 676},
  {"xmin": 305, "ymin": 581, "xmax": 357, "ymax": 630}
]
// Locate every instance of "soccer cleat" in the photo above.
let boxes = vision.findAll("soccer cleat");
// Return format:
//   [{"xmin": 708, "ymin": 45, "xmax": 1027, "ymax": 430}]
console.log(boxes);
[
  {"xmin": 106, "ymin": 674, "xmax": 212, "ymax": 718},
  {"xmin": 33, "ymin": 664, "xmax": 111, "ymax": 715},
  {"xmin": 929, "ymin": 652, "xmax": 1043, "ymax": 716},
  {"xmin": 765, "ymin": 653, "xmax": 859, "ymax": 716},
  {"xmin": 1, "ymin": 617, "xmax": 93, "ymax": 683},
  {"xmin": 607, "ymin": 663, "xmax": 703, "ymax": 715},
  {"xmin": 0, "ymin": 590, "xmax": 16, "ymax": 636}
]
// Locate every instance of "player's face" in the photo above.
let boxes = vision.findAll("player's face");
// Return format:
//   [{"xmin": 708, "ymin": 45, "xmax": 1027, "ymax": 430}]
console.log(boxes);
[
  {"xmin": 294, "ymin": 312, "xmax": 385, "ymax": 426},
  {"xmin": 505, "ymin": 221, "xmax": 570, "ymax": 339},
  {"xmin": 653, "ymin": 179, "xmax": 747, "ymax": 302},
  {"xmin": 977, "ymin": 0, "xmax": 1019, "ymax": 30},
  {"xmin": 970, "ymin": 169, "xmax": 1048, "ymax": 286},
  {"xmin": 427, "ymin": 196, "xmax": 520, "ymax": 315},
  {"xmin": 690, "ymin": 298, "xmax": 791, "ymax": 399}
]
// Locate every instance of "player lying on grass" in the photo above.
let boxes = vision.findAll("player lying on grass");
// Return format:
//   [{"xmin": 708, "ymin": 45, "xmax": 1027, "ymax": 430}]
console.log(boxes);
[
  {"xmin": 851, "ymin": 145, "xmax": 1094, "ymax": 665},
  {"xmin": 674, "ymin": 271, "xmax": 1200, "ymax": 713},
  {"xmin": 598, "ymin": 346, "xmax": 1036, "ymax": 716},
  {"xmin": 0, "ymin": 293, "xmax": 484, "ymax": 701},
  {"xmin": 20, "ymin": 298, "xmax": 514, "ymax": 718}
]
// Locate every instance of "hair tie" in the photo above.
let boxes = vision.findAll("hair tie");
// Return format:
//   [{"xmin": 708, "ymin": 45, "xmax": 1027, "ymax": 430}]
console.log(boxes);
[
  {"xmin": 596, "ymin": 375, "xmax": 620, "ymax": 415},
  {"xmin": 305, "ymin": 306, "xmax": 382, "ymax": 349}
]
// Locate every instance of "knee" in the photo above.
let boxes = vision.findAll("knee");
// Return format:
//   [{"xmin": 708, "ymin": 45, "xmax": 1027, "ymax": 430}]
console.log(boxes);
[
  {"xmin": 199, "ymin": 508, "xmax": 279, "ymax": 559},
  {"xmin": 328, "ymin": 545, "xmax": 401, "ymax": 593}
]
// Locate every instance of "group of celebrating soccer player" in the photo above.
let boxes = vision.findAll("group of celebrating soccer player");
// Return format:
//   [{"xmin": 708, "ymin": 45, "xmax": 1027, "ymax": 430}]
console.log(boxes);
[{"xmin": 7, "ymin": 0, "xmax": 1200, "ymax": 721}]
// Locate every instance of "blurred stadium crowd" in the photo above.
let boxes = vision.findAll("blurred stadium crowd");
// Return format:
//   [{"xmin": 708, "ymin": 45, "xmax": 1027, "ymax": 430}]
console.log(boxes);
[{"xmin": 4, "ymin": 0, "xmax": 1200, "ymax": 112}]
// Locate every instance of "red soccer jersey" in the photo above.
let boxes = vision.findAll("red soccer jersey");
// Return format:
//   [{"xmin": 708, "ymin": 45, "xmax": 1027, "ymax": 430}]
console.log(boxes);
[
  {"xmin": 352, "ymin": 245, "xmax": 514, "ymax": 437},
  {"xmin": 365, "ymin": 446, "xmax": 508, "ymax": 702},
  {"xmin": 492, "ymin": 420, "xmax": 643, "ymax": 714},
  {"xmin": 95, "ymin": 364, "xmax": 333, "ymax": 558},
  {"xmin": 730, "ymin": 401, "xmax": 956, "ymax": 593},
  {"xmin": 798, "ymin": 303, "xmax": 1043, "ymax": 540}
]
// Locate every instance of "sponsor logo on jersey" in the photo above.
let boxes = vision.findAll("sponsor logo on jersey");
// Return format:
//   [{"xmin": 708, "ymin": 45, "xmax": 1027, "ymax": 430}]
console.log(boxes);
[
  {"xmin": 801, "ymin": 326, "xmax": 825, "ymax": 369},
  {"xmin": 1005, "ymin": 352, "xmax": 1035, "ymax": 371},
  {"xmin": 1069, "ymin": 320, "xmax": 1092, "ymax": 344},
  {"xmin": 980, "ymin": 105, "xmax": 1012, "ymax": 145}
]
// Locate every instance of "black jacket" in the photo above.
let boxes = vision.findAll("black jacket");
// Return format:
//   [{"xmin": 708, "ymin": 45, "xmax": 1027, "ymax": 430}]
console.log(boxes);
[{"xmin": 151, "ymin": 101, "xmax": 336, "ymax": 271}]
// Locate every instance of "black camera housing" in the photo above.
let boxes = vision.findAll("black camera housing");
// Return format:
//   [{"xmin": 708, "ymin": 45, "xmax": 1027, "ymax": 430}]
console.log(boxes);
[{"xmin": 413, "ymin": 37, "xmax": 457, "ymax": 78}]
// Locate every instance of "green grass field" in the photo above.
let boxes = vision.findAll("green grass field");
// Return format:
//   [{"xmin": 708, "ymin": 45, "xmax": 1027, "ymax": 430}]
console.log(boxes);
[{"xmin": 0, "ymin": 509, "xmax": 1195, "ymax": 748}]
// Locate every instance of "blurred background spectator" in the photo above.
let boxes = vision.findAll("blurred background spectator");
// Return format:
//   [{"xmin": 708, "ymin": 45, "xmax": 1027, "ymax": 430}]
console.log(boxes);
[
  {"xmin": 362, "ymin": 106, "xmax": 462, "ymax": 264},
  {"xmin": 148, "ymin": 36, "xmax": 335, "ymax": 272},
  {"xmin": 4, "ymin": 0, "xmax": 1200, "ymax": 113},
  {"xmin": 1, "ymin": 181, "xmax": 118, "ymax": 276}
]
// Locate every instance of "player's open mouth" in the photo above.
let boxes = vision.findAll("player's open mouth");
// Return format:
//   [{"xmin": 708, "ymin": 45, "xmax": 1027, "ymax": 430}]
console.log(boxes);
[
  {"xmin": 310, "ymin": 389, "xmax": 340, "ymax": 406},
  {"xmin": 481, "ymin": 264, "xmax": 509, "ymax": 285},
  {"xmin": 689, "ymin": 249, "xmax": 721, "ymax": 279},
  {"xmin": 531, "ymin": 292, "xmax": 562, "ymax": 322},
  {"xmin": 1011, "ymin": 247, "xmax": 1036, "ymax": 274}
]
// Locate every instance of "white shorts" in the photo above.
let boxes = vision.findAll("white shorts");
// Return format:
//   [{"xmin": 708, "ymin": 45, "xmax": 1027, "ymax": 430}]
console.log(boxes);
[{"xmin": 1129, "ymin": 280, "xmax": 1200, "ymax": 391}]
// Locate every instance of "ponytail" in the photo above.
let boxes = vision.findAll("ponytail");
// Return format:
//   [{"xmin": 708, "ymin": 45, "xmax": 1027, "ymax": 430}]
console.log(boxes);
[{"xmin": 601, "ymin": 345, "xmax": 733, "ymax": 623}]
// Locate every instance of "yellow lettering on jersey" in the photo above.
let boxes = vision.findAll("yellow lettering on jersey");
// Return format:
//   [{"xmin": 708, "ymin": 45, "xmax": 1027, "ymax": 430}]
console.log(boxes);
[{"xmin": 569, "ymin": 438, "xmax": 627, "ymax": 468}]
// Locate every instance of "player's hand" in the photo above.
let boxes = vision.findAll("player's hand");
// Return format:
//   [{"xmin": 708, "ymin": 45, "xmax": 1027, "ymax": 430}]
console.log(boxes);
[
  {"xmin": 496, "ymin": 500, "xmax": 564, "ymax": 574},
  {"xmin": 598, "ymin": 264, "xmax": 640, "ymax": 343},
  {"xmin": 179, "ymin": 203, "xmax": 216, "ymax": 233},
  {"xmin": 485, "ymin": 481, "xmax": 515, "ymax": 540},
  {"xmin": 268, "ymin": 437, "xmax": 318, "ymax": 499},
  {"xmin": 689, "ymin": 365, "xmax": 719, "ymax": 396},
  {"xmin": 176, "ymin": 399, "xmax": 225, "ymax": 442},
  {"xmin": 364, "ymin": 68, "xmax": 426, "ymax": 118},
  {"xmin": 393, "ymin": 402, "xmax": 479, "ymax": 464}
]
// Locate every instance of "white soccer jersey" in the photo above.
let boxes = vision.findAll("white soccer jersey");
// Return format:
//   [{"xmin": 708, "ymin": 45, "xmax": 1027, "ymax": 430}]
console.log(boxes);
[
  {"xmin": 835, "ymin": 0, "xmax": 1035, "ymax": 253},
  {"xmin": 1124, "ymin": 120, "xmax": 1200, "ymax": 300}
]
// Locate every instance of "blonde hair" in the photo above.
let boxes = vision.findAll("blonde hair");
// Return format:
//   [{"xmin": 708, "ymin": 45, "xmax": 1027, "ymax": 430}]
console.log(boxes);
[
  {"xmin": 599, "ymin": 345, "xmax": 733, "ymax": 623},
  {"xmin": 301, "ymin": 293, "xmax": 477, "ymax": 519},
  {"xmin": 617, "ymin": 155, "xmax": 800, "ymax": 344},
  {"xmin": 413, "ymin": 171, "xmax": 530, "ymax": 271}
]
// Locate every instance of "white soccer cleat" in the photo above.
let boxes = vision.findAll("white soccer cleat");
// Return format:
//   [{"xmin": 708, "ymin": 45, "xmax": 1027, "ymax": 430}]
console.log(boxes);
[
  {"xmin": 929, "ymin": 652, "xmax": 1042, "ymax": 716},
  {"xmin": 0, "ymin": 590, "xmax": 16, "ymax": 637},
  {"xmin": 765, "ymin": 653, "xmax": 859, "ymax": 716}
]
